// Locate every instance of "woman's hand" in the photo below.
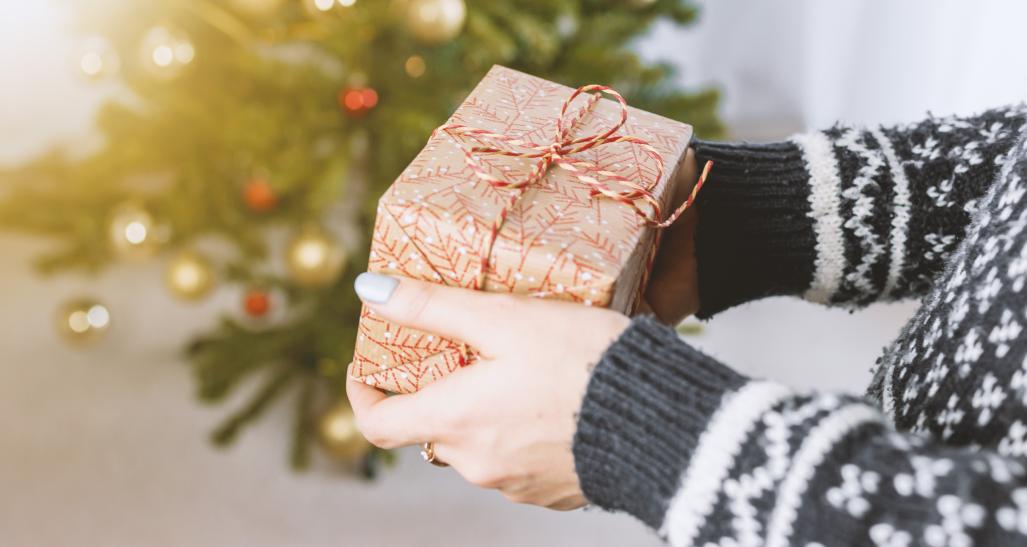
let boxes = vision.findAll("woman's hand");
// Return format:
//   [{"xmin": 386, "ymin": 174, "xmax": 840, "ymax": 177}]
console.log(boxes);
[
  {"xmin": 642, "ymin": 147, "xmax": 701, "ymax": 324},
  {"xmin": 347, "ymin": 273, "xmax": 629, "ymax": 510}
]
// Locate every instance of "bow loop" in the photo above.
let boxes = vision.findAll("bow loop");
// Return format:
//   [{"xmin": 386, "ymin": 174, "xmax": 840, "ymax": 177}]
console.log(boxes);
[{"xmin": 431, "ymin": 82, "xmax": 711, "ymax": 290}]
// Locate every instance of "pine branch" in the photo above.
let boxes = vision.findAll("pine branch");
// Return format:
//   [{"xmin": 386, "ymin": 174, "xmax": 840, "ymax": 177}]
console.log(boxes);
[
  {"xmin": 210, "ymin": 363, "xmax": 296, "ymax": 446},
  {"xmin": 290, "ymin": 374, "xmax": 315, "ymax": 470}
]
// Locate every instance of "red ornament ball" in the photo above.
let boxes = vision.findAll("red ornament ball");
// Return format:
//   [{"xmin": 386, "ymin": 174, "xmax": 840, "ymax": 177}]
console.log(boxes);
[
  {"xmin": 244, "ymin": 177, "xmax": 278, "ymax": 212},
  {"xmin": 339, "ymin": 87, "xmax": 378, "ymax": 116},
  {"xmin": 243, "ymin": 289, "xmax": 271, "ymax": 317}
]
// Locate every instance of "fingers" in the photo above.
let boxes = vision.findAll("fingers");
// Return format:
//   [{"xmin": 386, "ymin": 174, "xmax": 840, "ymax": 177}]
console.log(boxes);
[
  {"xmin": 346, "ymin": 368, "xmax": 441, "ymax": 449},
  {"xmin": 354, "ymin": 272, "xmax": 526, "ymax": 353}
]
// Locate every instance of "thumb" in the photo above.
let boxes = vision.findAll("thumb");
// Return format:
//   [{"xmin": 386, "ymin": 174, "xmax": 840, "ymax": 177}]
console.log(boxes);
[{"xmin": 354, "ymin": 272, "xmax": 517, "ymax": 354}]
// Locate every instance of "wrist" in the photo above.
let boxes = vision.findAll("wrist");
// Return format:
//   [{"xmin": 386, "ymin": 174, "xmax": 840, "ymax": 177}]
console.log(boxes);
[{"xmin": 573, "ymin": 315, "xmax": 747, "ymax": 526}]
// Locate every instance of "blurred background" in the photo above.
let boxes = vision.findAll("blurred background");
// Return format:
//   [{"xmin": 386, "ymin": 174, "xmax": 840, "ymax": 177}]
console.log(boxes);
[{"xmin": 2, "ymin": 1, "xmax": 1027, "ymax": 546}]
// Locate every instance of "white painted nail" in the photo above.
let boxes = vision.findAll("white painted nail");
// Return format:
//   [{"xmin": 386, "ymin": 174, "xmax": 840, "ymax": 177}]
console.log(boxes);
[{"xmin": 354, "ymin": 272, "xmax": 399, "ymax": 304}]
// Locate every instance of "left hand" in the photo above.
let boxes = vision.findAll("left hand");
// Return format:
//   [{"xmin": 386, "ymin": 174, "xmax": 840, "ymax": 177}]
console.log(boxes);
[{"xmin": 347, "ymin": 273, "xmax": 629, "ymax": 510}]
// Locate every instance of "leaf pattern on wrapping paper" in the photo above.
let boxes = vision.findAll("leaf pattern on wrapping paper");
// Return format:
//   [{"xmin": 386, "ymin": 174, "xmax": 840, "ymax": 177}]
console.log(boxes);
[{"xmin": 352, "ymin": 66, "xmax": 692, "ymax": 393}]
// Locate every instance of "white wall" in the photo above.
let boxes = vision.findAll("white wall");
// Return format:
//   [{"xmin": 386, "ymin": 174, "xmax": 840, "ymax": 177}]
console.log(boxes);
[
  {"xmin": 643, "ymin": 0, "xmax": 1027, "ymax": 137},
  {"xmin": 0, "ymin": 2, "xmax": 111, "ymax": 164}
]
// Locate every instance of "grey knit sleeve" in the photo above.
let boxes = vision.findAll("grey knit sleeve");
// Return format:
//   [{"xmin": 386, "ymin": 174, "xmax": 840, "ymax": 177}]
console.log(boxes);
[
  {"xmin": 691, "ymin": 105, "xmax": 1027, "ymax": 317},
  {"xmin": 573, "ymin": 316, "xmax": 1027, "ymax": 546}
]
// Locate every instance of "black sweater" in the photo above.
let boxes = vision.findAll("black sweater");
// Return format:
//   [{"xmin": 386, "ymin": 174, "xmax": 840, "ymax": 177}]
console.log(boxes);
[{"xmin": 573, "ymin": 105, "xmax": 1027, "ymax": 546}]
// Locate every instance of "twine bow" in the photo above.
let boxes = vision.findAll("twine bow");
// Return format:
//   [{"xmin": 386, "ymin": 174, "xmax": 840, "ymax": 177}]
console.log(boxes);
[{"xmin": 435, "ymin": 83, "xmax": 713, "ymax": 291}]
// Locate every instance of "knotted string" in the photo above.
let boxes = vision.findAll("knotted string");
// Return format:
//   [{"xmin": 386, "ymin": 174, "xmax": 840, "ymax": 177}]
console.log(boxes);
[
  {"xmin": 434, "ymin": 83, "xmax": 713, "ymax": 292},
  {"xmin": 423, "ymin": 83, "xmax": 713, "ymax": 370}
]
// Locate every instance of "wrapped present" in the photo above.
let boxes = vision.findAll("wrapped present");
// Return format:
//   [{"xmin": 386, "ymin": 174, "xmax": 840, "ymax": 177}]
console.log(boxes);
[{"xmin": 352, "ymin": 65, "xmax": 706, "ymax": 393}]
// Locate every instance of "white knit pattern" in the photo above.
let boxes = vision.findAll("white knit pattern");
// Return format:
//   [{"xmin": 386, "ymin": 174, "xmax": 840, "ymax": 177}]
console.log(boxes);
[
  {"xmin": 794, "ymin": 132, "xmax": 845, "ymax": 304},
  {"xmin": 871, "ymin": 126, "xmax": 912, "ymax": 299},
  {"xmin": 764, "ymin": 404, "xmax": 882, "ymax": 547},
  {"xmin": 834, "ymin": 128, "xmax": 888, "ymax": 298},
  {"xmin": 660, "ymin": 381, "xmax": 792, "ymax": 546}
]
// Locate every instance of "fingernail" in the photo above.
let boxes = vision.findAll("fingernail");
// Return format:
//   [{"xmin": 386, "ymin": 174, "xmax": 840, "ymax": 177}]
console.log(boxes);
[{"xmin": 354, "ymin": 272, "xmax": 399, "ymax": 304}]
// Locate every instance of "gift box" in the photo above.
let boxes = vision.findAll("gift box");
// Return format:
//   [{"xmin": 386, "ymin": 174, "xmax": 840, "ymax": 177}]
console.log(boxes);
[{"xmin": 352, "ymin": 65, "xmax": 698, "ymax": 393}]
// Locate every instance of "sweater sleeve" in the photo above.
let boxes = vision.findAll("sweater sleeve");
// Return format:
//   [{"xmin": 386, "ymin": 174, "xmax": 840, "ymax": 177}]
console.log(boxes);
[
  {"xmin": 692, "ymin": 105, "xmax": 1027, "ymax": 317},
  {"xmin": 573, "ymin": 316, "xmax": 1027, "ymax": 547}
]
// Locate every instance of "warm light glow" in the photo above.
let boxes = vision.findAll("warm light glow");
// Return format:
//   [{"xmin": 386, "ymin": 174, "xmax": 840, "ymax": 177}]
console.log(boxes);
[
  {"xmin": 80, "ymin": 52, "xmax": 103, "ymax": 76},
  {"xmin": 86, "ymin": 305, "xmax": 110, "ymax": 328},
  {"xmin": 152, "ymin": 45, "xmax": 174, "ymax": 67},
  {"xmin": 404, "ymin": 55, "xmax": 426, "ymax": 78},
  {"xmin": 77, "ymin": 36, "xmax": 119, "ymax": 79},
  {"xmin": 175, "ymin": 42, "xmax": 195, "ymax": 63},
  {"xmin": 295, "ymin": 240, "xmax": 327, "ymax": 268},
  {"xmin": 313, "ymin": 0, "xmax": 334, "ymax": 11},
  {"xmin": 68, "ymin": 311, "xmax": 90, "ymax": 333},
  {"xmin": 173, "ymin": 263, "xmax": 203, "ymax": 289},
  {"xmin": 325, "ymin": 413, "xmax": 356, "ymax": 440},
  {"xmin": 141, "ymin": 25, "xmax": 194, "ymax": 76},
  {"xmin": 124, "ymin": 221, "xmax": 148, "ymax": 244},
  {"xmin": 416, "ymin": 3, "xmax": 438, "ymax": 21},
  {"xmin": 338, "ymin": 0, "xmax": 356, "ymax": 7}
]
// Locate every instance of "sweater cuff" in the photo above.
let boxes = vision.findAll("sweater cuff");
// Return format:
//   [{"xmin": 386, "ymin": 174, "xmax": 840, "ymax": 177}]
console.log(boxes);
[
  {"xmin": 692, "ymin": 139, "xmax": 817, "ymax": 318},
  {"xmin": 572, "ymin": 315, "xmax": 747, "ymax": 529}
]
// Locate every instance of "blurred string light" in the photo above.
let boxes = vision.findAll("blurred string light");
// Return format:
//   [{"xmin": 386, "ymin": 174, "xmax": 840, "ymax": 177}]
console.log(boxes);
[
  {"xmin": 556, "ymin": 13, "xmax": 578, "ymax": 38},
  {"xmin": 139, "ymin": 25, "xmax": 195, "ymax": 79},
  {"xmin": 108, "ymin": 202, "xmax": 158, "ymax": 258},
  {"xmin": 165, "ymin": 251, "xmax": 216, "ymax": 301},
  {"xmin": 57, "ymin": 299, "xmax": 111, "ymax": 344},
  {"xmin": 124, "ymin": 221, "xmax": 148, "ymax": 244},
  {"xmin": 77, "ymin": 36, "xmax": 120, "ymax": 79},
  {"xmin": 340, "ymin": 86, "xmax": 378, "ymax": 115},
  {"xmin": 305, "ymin": 0, "xmax": 356, "ymax": 13}
]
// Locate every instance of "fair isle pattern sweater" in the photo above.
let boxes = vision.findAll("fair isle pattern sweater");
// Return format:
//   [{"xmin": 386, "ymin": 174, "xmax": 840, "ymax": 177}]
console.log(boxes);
[{"xmin": 573, "ymin": 105, "xmax": 1027, "ymax": 546}]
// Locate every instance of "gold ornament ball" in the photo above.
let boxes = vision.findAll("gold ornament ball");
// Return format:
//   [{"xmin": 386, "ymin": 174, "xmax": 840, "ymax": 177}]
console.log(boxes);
[
  {"xmin": 285, "ymin": 227, "xmax": 345, "ymax": 287},
  {"xmin": 404, "ymin": 55, "xmax": 426, "ymax": 78},
  {"xmin": 108, "ymin": 202, "xmax": 158, "ymax": 258},
  {"xmin": 139, "ymin": 25, "xmax": 195, "ymax": 79},
  {"xmin": 318, "ymin": 403, "xmax": 371, "ymax": 459},
  {"xmin": 57, "ymin": 298, "xmax": 111, "ymax": 344},
  {"xmin": 405, "ymin": 0, "xmax": 466, "ymax": 45},
  {"xmin": 229, "ymin": 0, "xmax": 285, "ymax": 16},
  {"xmin": 165, "ymin": 251, "xmax": 215, "ymax": 300}
]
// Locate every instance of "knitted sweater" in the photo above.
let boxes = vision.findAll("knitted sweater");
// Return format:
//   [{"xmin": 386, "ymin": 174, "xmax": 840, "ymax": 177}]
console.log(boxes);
[{"xmin": 573, "ymin": 105, "xmax": 1027, "ymax": 546}]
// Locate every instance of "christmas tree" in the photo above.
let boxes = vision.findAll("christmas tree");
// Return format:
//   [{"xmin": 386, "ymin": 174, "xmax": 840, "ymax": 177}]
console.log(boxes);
[{"xmin": 0, "ymin": 0, "xmax": 721, "ymax": 473}]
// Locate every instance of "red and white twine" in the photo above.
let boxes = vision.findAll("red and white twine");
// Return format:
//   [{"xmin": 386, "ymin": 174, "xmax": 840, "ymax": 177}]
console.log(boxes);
[{"xmin": 434, "ymin": 83, "xmax": 713, "ymax": 292}]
